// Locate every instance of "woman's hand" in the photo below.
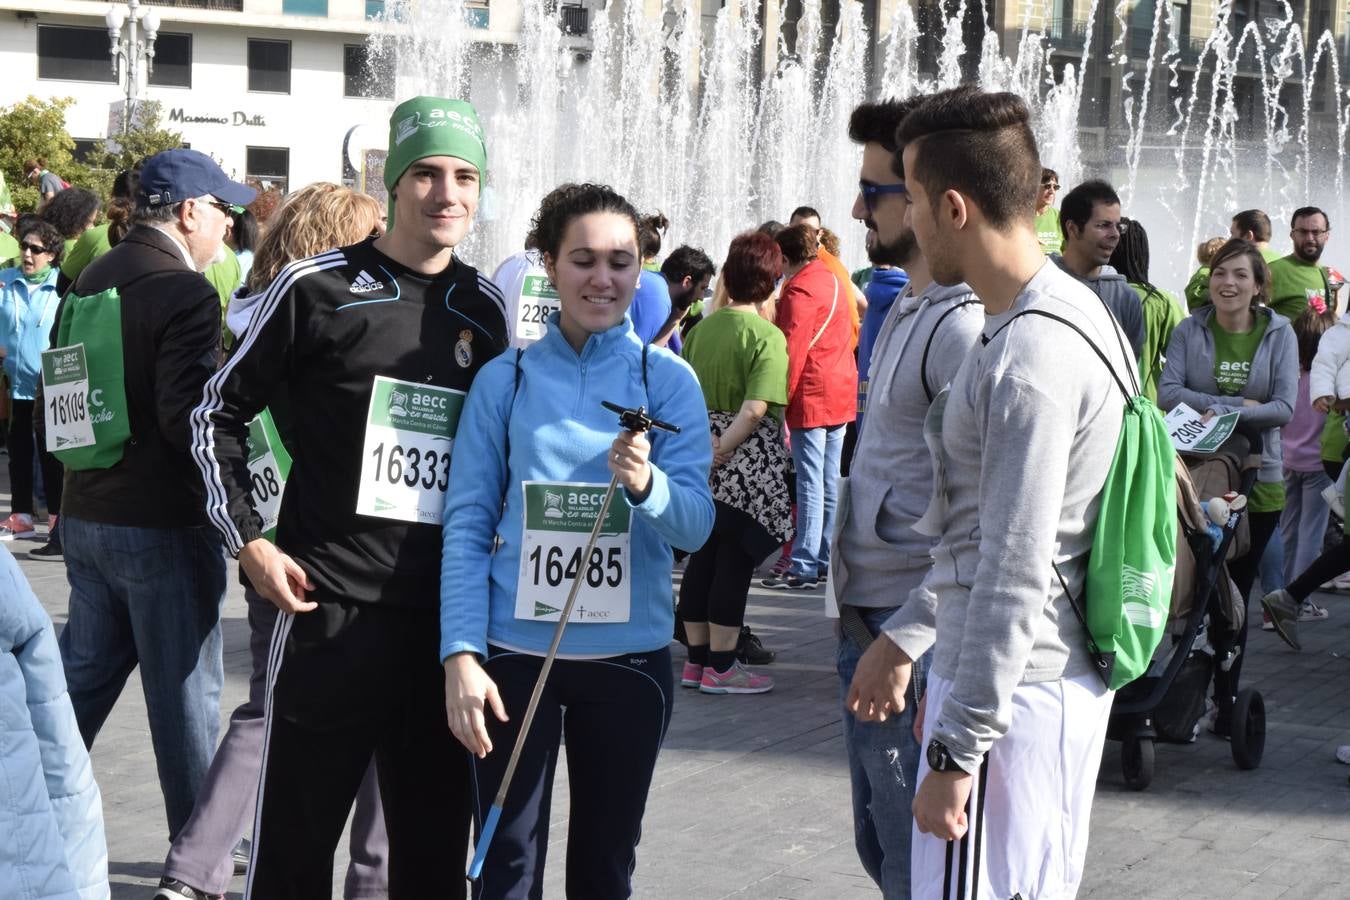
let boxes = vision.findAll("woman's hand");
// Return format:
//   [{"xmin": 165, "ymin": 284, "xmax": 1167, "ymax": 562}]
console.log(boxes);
[
  {"xmin": 609, "ymin": 430, "xmax": 652, "ymax": 500},
  {"xmin": 1201, "ymin": 409, "xmax": 1216, "ymax": 423},
  {"xmin": 1314, "ymin": 395, "xmax": 1334, "ymax": 413},
  {"xmin": 444, "ymin": 653, "xmax": 508, "ymax": 758}
]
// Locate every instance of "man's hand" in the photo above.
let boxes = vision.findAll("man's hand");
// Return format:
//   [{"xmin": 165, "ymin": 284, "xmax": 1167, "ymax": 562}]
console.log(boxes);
[
  {"xmin": 844, "ymin": 635, "xmax": 912, "ymax": 722},
  {"xmin": 914, "ymin": 769, "xmax": 973, "ymax": 841},
  {"xmin": 238, "ymin": 539, "xmax": 316, "ymax": 613},
  {"xmin": 444, "ymin": 653, "xmax": 508, "ymax": 758}
]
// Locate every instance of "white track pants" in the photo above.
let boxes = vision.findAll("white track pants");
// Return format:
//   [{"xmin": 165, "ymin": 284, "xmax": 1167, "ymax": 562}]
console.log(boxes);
[{"xmin": 912, "ymin": 671, "xmax": 1112, "ymax": 900}]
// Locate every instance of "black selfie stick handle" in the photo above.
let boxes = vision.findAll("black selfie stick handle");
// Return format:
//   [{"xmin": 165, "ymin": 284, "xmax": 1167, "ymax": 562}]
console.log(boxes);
[{"xmin": 601, "ymin": 401, "xmax": 681, "ymax": 434}]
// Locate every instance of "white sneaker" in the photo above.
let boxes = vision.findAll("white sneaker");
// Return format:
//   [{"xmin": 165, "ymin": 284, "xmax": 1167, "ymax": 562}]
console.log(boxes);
[{"xmin": 1323, "ymin": 482, "xmax": 1346, "ymax": 519}]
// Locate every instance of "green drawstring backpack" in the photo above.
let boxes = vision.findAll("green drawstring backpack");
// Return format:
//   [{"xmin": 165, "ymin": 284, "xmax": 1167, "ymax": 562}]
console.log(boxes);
[
  {"xmin": 41, "ymin": 287, "xmax": 132, "ymax": 470},
  {"xmin": 991, "ymin": 308, "xmax": 1178, "ymax": 690}
]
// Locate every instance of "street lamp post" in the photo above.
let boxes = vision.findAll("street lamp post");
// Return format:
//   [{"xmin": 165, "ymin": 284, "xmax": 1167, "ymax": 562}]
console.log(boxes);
[{"xmin": 105, "ymin": 0, "xmax": 161, "ymax": 134}]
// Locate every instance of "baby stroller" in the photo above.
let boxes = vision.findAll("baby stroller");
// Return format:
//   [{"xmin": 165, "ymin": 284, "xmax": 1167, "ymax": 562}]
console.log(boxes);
[{"xmin": 1106, "ymin": 430, "xmax": 1264, "ymax": 790}]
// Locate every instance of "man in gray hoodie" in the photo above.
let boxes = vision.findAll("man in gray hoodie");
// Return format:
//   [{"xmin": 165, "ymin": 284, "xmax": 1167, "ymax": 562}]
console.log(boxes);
[
  {"xmin": 1051, "ymin": 178, "xmax": 1146, "ymax": 359},
  {"xmin": 846, "ymin": 87, "xmax": 1134, "ymax": 900},
  {"xmin": 833, "ymin": 97, "xmax": 983, "ymax": 900}
]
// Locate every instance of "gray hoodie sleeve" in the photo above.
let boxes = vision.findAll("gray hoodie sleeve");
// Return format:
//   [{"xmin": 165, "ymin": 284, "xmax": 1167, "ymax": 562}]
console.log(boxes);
[
  {"xmin": 932, "ymin": 371, "xmax": 1080, "ymax": 772},
  {"xmin": 1231, "ymin": 325, "xmax": 1297, "ymax": 429}
]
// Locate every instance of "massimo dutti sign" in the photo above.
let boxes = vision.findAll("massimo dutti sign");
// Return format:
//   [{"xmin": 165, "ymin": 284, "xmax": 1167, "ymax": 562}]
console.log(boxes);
[{"xmin": 168, "ymin": 108, "xmax": 267, "ymax": 127}]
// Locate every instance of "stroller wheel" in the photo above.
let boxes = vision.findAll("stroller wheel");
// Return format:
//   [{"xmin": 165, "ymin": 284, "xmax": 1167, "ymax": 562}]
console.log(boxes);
[
  {"xmin": 1230, "ymin": 689, "xmax": 1266, "ymax": 770},
  {"xmin": 1121, "ymin": 737, "xmax": 1155, "ymax": 791}
]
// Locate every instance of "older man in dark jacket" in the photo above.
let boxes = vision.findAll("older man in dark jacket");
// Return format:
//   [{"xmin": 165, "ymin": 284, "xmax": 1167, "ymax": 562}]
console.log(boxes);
[{"xmin": 50, "ymin": 148, "xmax": 254, "ymax": 842}]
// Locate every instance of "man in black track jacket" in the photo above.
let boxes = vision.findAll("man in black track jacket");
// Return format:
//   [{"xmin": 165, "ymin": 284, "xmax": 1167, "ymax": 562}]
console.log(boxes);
[{"xmin": 190, "ymin": 97, "xmax": 508, "ymax": 900}]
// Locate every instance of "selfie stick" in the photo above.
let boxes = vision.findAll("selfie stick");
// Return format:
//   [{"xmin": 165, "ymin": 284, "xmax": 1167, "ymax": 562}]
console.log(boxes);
[{"xmin": 467, "ymin": 402, "xmax": 680, "ymax": 880}]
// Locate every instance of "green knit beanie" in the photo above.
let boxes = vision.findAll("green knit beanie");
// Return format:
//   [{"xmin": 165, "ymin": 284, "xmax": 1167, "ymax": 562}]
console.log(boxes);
[{"xmin": 384, "ymin": 96, "xmax": 487, "ymax": 228}]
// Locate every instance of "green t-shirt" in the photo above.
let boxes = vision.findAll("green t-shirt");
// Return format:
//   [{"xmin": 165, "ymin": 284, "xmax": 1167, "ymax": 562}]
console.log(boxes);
[
  {"xmin": 204, "ymin": 246, "xmax": 243, "ymax": 319},
  {"xmin": 1322, "ymin": 410, "xmax": 1348, "ymax": 462},
  {"xmin": 1260, "ymin": 246, "xmax": 1282, "ymax": 263},
  {"xmin": 1132, "ymin": 283, "xmax": 1183, "ymax": 403},
  {"xmin": 1209, "ymin": 315, "xmax": 1268, "ymax": 394},
  {"xmin": 1034, "ymin": 207, "xmax": 1062, "ymax": 254},
  {"xmin": 1184, "ymin": 266, "xmax": 1210, "ymax": 310},
  {"xmin": 851, "ymin": 266, "xmax": 873, "ymax": 292},
  {"xmin": 61, "ymin": 223, "xmax": 112, "ymax": 282},
  {"xmin": 681, "ymin": 306, "xmax": 789, "ymax": 419},
  {"xmin": 1267, "ymin": 254, "xmax": 1329, "ymax": 322},
  {"xmin": 1210, "ymin": 315, "xmax": 1284, "ymax": 511},
  {"xmin": 0, "ymin": 230, "xmax": 17, "ymax": 268}
]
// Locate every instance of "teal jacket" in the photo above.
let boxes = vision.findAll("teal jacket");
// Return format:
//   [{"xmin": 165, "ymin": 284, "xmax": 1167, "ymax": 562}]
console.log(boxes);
[{"xmin": 0, "ymin": 266, "xmax": 61, "ymax": 400}]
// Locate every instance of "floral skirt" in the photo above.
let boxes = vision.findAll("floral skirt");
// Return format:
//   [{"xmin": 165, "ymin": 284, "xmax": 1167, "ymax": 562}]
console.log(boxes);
[{"xmin": 707, "ymin": 410, "xmax": 794, "ymax": 551}]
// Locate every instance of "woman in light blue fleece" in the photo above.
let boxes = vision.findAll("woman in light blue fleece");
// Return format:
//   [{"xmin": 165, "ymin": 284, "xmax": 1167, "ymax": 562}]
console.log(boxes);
[
  {"xmin": 1158, "ymin": 237, "xmax": 1298, "ymax": 737},
  {"xmin": 439, "ymin": 184, "xmax": 713, "ymax": 898}
]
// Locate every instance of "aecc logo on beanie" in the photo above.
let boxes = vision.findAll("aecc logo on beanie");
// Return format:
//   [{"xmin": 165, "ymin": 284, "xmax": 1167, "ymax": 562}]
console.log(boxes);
[{"xmin": 395, "ymin": 108, "xmax": 485, "ymax": 147}]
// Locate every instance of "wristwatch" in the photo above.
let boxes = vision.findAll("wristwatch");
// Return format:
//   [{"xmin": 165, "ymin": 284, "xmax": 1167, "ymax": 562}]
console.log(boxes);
[{"xmin": 926, "ymin": 739, "xmax": 972, "ymax": 775}]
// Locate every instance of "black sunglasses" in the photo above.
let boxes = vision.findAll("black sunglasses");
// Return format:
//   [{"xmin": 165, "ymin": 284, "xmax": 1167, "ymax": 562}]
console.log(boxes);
[
  {"xmin": 19, "ymin": 241, "xmax": 52, "ymax": 255},
  {"xmin": 1042, "ymin": 182, "xmax": 1060, "ymax": 190},
  {"xmin": 202, "ymin": 199, "xmax": 245, "ymax": 215}
]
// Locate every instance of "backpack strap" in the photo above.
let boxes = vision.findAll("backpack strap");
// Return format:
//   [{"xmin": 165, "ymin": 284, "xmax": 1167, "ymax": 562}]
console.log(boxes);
[
  {"xmin": 984, "ymin": 309, "xmax": 1135, "ymax": 402},
  {"xmin": 806, "ymin": 276, "xmax": 840, "ymax": 352},
  {"xmin": 921, "ymin": 298, "xmax": 980, "ymax": 403},
  {"xmin": 500, "ymin": 348, "xmax": 524, "ymax": 502}
]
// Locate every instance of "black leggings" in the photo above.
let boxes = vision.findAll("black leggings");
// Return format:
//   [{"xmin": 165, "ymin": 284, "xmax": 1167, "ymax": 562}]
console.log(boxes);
[
  {"xmin": 472, "ymin": 646, "xmax": 673, "ymax": 900},
  {"xmin": 1288, "ymin": 537, "xmax": 1350, "ymax": 601},
  {"xmin": 678, "ymin": 528, "xmax": 756, "ymax": 629},
  {"xmin": 1214, "ymin": 509, "xmax": 1280, "ymax": 708},
  {"xmin": 8, "ymin": 399, "xmax": 63, "ymax": 516}
]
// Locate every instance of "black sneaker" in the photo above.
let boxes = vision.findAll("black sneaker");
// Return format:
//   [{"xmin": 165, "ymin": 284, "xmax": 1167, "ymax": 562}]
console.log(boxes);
[
  {"xmin": 154, "ymin": 878, "xmax": 224, "ymax": 900},
  {"xmin": 232, "ymin": 837, "xmax": 251, "ymax": 875},
  {"xmin": 28, "ymin": 535, "xmax": 62, "ymax": 562},
  {"xmin": 736, "ymin": 626, "xmax": 776, "ymax": 665},
  {"xmin": 760, "ymin": 573, "xmax": 818, "ymax": 590}
]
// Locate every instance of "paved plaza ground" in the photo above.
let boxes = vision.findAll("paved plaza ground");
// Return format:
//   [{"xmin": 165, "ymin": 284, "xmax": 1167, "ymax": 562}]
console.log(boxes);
[{"xmin": 12, "ymin": 503, "xmax": 1350, "ymax": 898}]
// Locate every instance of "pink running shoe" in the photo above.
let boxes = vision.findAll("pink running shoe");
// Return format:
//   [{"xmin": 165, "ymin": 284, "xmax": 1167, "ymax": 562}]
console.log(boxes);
[
  {"xmin": 0, "ymin": 513, "xmax": 35, "ymax": 541},
  {"xmin": 680, "ymin": 662, "xmax": 704, "ymax": 688},
  {"xmin": 699, "ymin": 661, "xmax": 774, "ymax": 695}
]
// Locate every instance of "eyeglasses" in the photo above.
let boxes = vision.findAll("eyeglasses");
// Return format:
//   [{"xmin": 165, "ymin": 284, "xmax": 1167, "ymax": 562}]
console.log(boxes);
[
  {"xmin": 201, "ymin": 199, "xmax": 245, "ymax": 216},
  {"xmin": 1042, "ymin": 182, "xmax": 1060, "ymax": 190},
  {"xmin": 1293, "ymin": 228, "xmax": 1329, "ymax": 239},
  {"xmin": 859, "ymin": 181, "xmax": 908, "ymax": 212},
  {"xmin": 19, "ymin": 241, "xmax": 52, "ymax": 255}
]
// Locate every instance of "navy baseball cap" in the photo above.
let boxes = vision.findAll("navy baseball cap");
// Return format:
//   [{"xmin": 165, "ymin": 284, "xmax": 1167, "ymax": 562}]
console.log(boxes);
[{"xmin": 138, "ymin": 148, "xmax": 257, "ymax": 209}]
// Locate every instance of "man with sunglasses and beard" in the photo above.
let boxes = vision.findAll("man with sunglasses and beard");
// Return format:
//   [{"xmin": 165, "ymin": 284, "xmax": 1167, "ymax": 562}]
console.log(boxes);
[{"xmin": 829, "ymin": 98, "xmax": 983, "ymax": 900}]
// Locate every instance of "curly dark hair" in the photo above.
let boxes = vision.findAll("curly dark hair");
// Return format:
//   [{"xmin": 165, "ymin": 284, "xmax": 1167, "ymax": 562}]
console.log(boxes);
[
  {"xmin": 15, "ymin": 215, "xmax": 65, "ymax": 266},
  {"xmin": 40, "ymin": 187, "xmax": 102, "ymax": 240},
  {"xmin": 530, "ymin": 183, "xmax": 641, "ymax": 260}
]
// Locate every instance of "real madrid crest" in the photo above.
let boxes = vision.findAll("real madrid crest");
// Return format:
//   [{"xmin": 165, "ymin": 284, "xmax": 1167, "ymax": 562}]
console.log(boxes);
[{"xmin": 454, "ymin": 329, "xmax": 474, "ymax": 368}]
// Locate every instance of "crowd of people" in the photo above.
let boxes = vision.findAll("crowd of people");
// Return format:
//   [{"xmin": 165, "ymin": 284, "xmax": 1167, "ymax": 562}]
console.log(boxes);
[{"xmin": 1, "ymin": 83, "xmax": 1348, "ymax": 900}]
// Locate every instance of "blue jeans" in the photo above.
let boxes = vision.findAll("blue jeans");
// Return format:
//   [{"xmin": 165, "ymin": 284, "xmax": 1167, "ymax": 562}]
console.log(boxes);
[
  {"xmin": 1282, "ymin": 467, "xmax": 1333, "ymax": 583},
  {"xmin": 58, "ymin": 516, "xmax": 227, "ymax": 840},
  {"xmin": 790, "ymin": 424, "xmax": 844, "ymax": 577},
  {"xmin": 836, "ymin": 606, "xmax": 928, "ymax": 900}
]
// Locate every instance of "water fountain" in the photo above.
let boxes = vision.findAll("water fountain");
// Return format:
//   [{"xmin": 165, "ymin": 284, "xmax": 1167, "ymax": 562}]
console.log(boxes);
[{"xmin": 369, "ymin": 0, "xmax": 1350, "ymax": 291}]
